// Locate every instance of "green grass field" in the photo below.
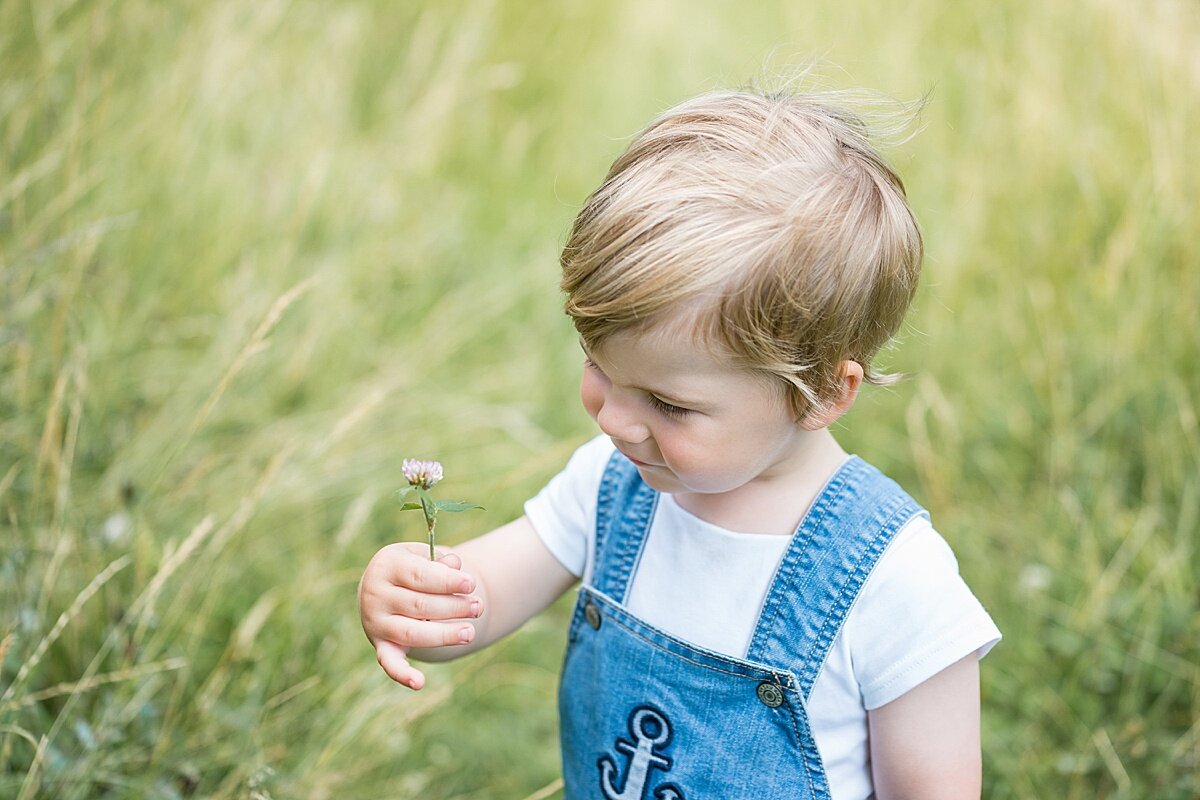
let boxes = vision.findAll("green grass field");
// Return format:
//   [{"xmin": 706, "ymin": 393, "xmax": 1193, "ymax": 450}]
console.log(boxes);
[{"xmin": 2, "ymin": 0, "xmax": 1198, "ymax": 797}]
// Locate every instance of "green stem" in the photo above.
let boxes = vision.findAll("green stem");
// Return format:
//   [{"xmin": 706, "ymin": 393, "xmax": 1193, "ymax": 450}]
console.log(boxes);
[{"xmin": 427, "ymin": 517, "xmax": 437, "ymax": 561}]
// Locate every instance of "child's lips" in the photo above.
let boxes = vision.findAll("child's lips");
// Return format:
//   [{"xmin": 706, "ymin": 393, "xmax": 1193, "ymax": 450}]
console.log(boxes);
[{"xmin": 616, "ymin": 446, "xmax": 654, "ymax": 468}]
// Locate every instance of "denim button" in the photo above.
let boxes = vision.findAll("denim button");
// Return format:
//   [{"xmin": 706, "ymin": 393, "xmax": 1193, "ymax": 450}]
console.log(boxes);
[
  {"xmin": 584, "ymin": 601, "xmax": 602, "ymax": 630},
  {"xmin": 756, "ymin": 681, "xmax": 784, "ymax": 708}
]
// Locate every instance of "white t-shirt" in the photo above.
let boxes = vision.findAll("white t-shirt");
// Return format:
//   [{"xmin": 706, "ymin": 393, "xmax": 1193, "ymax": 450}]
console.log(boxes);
[{"xmin": 525, "ymin": 435, "xmax": 1001, "ymax": 800}]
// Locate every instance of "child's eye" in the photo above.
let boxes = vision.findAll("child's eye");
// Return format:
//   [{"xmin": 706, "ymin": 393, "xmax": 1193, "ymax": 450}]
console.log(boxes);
[{"xmin": 648, "ymin": 394, "xmax": 691, "ymax": 419}]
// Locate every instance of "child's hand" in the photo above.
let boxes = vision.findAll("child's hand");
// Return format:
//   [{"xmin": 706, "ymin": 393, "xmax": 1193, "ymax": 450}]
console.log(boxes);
[{"xmin": 358, "ymin": 542, "xmax": 483, "ymax": 690}]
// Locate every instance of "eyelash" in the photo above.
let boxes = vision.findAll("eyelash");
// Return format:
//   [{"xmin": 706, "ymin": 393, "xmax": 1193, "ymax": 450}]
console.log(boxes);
[
  {"xmin": 647, "ymin": 394, "xmax": 691, "ymax": 419},
  {"xmin": 584, "ymin": 358, "xmax": 692, "ymax": 419}
]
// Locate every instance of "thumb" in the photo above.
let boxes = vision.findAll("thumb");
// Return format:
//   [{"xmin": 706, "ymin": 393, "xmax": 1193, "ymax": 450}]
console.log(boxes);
[{"xmin": 435, "ymin": 549, "xmax": 463, "ymax": 570}]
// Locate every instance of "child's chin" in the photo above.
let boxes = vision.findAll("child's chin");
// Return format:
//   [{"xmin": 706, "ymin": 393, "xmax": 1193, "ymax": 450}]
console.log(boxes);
[{"xmin": 637, "ymin": 467, "xmax": 683, "ymax": 493}]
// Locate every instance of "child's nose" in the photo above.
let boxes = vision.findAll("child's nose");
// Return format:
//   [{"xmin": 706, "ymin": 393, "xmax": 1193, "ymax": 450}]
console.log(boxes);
[{"xmin": 596, "ymin": 394, "xmax": 650, "ymax": 445}]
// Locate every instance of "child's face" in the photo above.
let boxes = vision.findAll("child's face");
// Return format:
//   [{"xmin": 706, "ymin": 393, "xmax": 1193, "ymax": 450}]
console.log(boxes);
[{"xmin": 579, "ymin": 315, "xmax": 812, "ymax": 500}]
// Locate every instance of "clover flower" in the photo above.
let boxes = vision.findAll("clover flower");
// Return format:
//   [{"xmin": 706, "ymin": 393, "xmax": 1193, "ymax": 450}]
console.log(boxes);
[
  {"xmin": 398, "ymin": 458, "xmax": 483, "ymax": 559},
  {"xmin": 402, "ymin": 458, "xmax": 444, "ymax": 489}
]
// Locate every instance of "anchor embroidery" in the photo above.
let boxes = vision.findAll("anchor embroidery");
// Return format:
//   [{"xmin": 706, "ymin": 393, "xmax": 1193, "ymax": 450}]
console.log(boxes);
[{"xmin": 598, "ymin": 705, "xmax": 686, "ymax": 800}]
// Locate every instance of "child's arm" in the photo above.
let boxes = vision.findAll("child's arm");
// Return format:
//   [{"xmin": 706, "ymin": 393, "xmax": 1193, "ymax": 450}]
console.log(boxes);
[
  {"xmin": 358, "ymin": 515, "xmax": 576, "ymax": 690},
  {"xmin": 867, "ymin": 654, "xmax": 983, "ymax": 799}
]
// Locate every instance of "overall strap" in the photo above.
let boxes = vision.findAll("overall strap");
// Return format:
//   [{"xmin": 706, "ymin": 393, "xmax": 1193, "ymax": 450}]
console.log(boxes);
[
  {"xmin": 590, "ymin": 451, "xmax": 659, "ymax": 604},
  {"xmin": 744, "ymin": 457, "xmax": 927, "ymax": 700}
]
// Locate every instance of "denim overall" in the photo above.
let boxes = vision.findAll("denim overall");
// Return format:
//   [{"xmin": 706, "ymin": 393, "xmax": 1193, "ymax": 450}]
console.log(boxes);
[{"xmin": 558, "ymin": 453, "xmax": 927, "ymax": 799}]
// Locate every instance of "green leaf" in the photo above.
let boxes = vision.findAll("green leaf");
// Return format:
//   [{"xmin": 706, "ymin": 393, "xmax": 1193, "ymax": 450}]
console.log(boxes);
[
  {"xmin": 434, "ymin": 500, "xmax": 485, "ymax": 513},
  {"xmin": 415, "ymin": 486, "xmax": 433, "ymax": 508},
  {"xmin": 396, "ymin": 486, "xmax": 416, "ymax": 501},
  {"xmin": 415, "ymin": 486, "xmax": 437, "ymax": 527},
  {"xmin": 399, "ymin": 502, "xmax": 422, "ymax": 512}
]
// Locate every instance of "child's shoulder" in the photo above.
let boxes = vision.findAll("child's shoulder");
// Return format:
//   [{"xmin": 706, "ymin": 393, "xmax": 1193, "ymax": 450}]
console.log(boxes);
[
  {"xmin": 848, "ymin": 514, "xmax": 1001, "ymax": 709},
  {"xmin": 844, "ymin": 454, "xmax": 920, "ymax": 500}
]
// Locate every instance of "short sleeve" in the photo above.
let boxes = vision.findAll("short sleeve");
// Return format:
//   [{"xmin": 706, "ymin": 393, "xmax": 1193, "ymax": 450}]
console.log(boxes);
[
  {"xmin": 848, "ymin": 517, "xmax": 1002, "ymax": 710},
  {"xmin": 523, "ymin": 435, "xmax": 614, "ymax": 579}
]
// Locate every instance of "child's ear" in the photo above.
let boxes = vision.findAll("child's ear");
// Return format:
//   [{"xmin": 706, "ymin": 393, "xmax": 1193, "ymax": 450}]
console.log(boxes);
[{"xmin": 799, "ymin": 361, "xmax": 864, "ymax": 430}]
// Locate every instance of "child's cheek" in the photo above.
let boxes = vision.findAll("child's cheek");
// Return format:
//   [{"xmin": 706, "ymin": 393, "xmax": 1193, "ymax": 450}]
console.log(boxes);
[
  {"xmin": 659, "ymin": 439, "xmax": 706, "ymax": 482},
  {"xmin": 579, "ymin": 370, "xmax": 604, "ymax": 422},
  {"xmin": 665, "ymin": 434, "xmax": 751, "ymax": 493}
]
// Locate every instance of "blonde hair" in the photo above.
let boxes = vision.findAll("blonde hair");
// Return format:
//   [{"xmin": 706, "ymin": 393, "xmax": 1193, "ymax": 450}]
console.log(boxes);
[{"xmin": 560, "ymin": 89, "xmax": 923, "ymax": 420}]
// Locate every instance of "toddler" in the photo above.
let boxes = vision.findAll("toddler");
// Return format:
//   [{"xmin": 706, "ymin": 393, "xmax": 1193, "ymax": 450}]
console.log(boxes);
[{"xmin": 358, "ymin": 88, "xmax": 1000, "ymax": 799}]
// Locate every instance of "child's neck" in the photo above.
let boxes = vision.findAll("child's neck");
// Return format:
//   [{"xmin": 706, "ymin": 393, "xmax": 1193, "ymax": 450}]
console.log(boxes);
[{"xmin": 671, "ymin": 429, "xmax": 849, "ymax": 535}]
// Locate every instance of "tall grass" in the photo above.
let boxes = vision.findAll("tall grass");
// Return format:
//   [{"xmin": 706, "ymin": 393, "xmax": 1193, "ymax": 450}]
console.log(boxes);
[{"xmin": 1, "ymin": 0, "xmax": 1196, "ymax": 797}]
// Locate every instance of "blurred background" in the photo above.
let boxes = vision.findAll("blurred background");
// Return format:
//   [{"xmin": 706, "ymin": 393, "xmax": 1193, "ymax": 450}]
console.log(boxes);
[{"xmin": 1, "ymin": 0, "xmax": 1197, "ymax": 797}]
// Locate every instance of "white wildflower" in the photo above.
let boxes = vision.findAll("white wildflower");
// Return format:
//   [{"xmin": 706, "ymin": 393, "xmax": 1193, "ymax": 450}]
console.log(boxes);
[
  {"xmin": 401, "ymin": 458, "xmax": 443, "ymax": 489},
  {"xmin": 1018, "ymin": 562, "xmax": 1052, "ymax": 595}
]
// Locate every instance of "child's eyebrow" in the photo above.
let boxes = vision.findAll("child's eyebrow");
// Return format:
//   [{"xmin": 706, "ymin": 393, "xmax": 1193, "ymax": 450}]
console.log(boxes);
[{"xmin": 578, "ymin": 338, "xmax": 708, "ymax": 410}]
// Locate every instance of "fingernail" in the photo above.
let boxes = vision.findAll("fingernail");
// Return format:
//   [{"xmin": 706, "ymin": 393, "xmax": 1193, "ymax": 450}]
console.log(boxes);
[
  {"xmin": 469, "ymin": 599, "xmax": 482, "ymax": 617},
  {"xmin": 459, "ymin": 626, "xmax": 473, "ymax": 643},
  {"xmin": 459, "ymin": 577, "xmax": 475, "ymax": 594}
]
